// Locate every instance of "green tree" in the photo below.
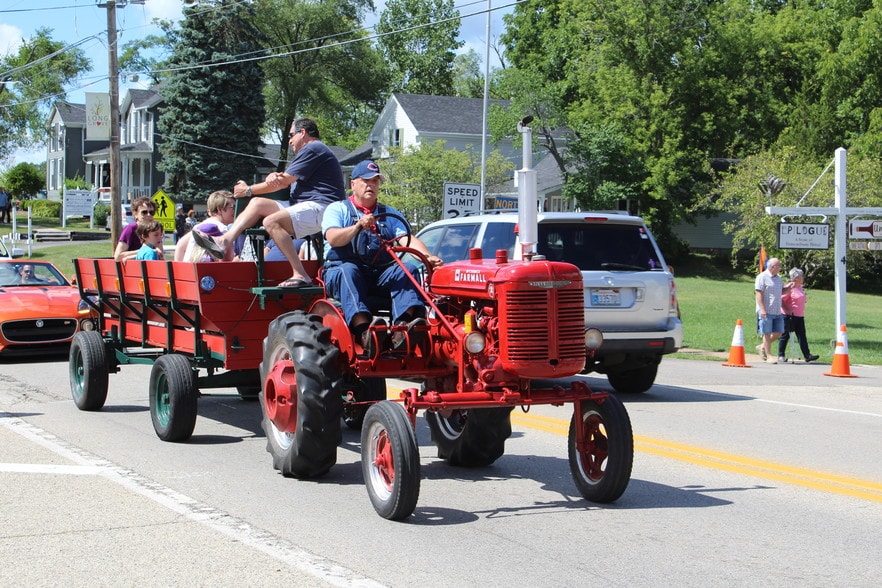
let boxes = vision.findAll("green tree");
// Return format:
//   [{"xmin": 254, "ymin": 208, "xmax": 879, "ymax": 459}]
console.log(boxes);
[
  {"xmin": 703, "ymin": 147, "xmax": 882, "ymax": 286},
  {"xmin": 157, "ymin": 1, "xmax": 266, "ymax": 201},
  {"xmin": 377, "ymin": 0, "xmax": 463, "ymax": 95},
  {"xmin": 252, "ymin": 0, "xmax": 390, "ymax": 157},
  {"xmin": 3, "ymin": 162, "xmax": 44, "ymax": 198},
  {"xmin": 381, "ymin": 140, "xmax": 513, "ymax": 227},
  {"xmin": 0, "ymin": 28, "xmax": 90, "ymax": 160}
]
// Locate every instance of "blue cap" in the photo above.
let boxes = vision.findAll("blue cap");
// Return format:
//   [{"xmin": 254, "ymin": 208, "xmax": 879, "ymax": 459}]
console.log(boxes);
[{"xmin": 351, "ymin": 160, "xmax": 385, "ymax": 181}]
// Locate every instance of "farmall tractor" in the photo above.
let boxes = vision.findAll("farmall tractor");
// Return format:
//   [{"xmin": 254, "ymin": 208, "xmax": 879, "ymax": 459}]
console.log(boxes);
[
  {"xmin": 70, "ymin": 119, "xmax": 634, "ymax": 520},
  {"xmin": 255, "ymin": 118, "xmax": 633, "ymax": 519}
]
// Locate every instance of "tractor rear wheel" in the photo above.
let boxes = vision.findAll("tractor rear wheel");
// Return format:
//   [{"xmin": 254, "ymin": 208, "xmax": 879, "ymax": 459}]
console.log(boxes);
[
  {"xmin": 260, "ymin": 311, "xmax": 343, "ymax": 478},
  {"xmin": 69, "ymin": 331, "xmax": 109, "ymax": 411},
  {"xmin": 361, "ymin": 400, "xmax": 420, "ymax": 520},
  {"xmin": 568, "ymin": 394, "xmax": 633, "ymax": 502},
  {"xmin": 149, "ymin": 354, "xmax": 198, "ymax": 442},
  {"xmin": 426, "ymin": 407, "xmax": 513, "ymax": 467}
]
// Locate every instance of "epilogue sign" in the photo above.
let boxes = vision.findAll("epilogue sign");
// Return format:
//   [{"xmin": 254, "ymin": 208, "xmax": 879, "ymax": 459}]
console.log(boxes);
[{"xmin": 776, "ymin": 222, "xmax": 830, "ymax": 250}]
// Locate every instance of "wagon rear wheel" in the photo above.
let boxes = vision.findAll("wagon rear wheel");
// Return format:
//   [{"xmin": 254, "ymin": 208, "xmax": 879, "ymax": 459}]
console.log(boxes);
[
  {"xmin": 259, "ymin": 311, "xmax": 343, "ymax": 478},
  {"xmin": 361, "ymin": 401, "xmax": 420, "ymax": 520},
  {"xmin": 149, "ymin": 354, "xmax": 198, "ymax": 442},
  {"xmin": 568, "ymin": 394, "xmax": 633, "ymax": 502},
  {"xmin": 69, "ymin": 331, "xmax": 110, "ymax": 411}
]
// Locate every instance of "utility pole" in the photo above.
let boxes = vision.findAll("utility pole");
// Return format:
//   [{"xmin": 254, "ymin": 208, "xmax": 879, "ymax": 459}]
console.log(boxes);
[
  {"xmin": 98, "ymin": 0, "xmax": 143, "ymax": 248},
  {"xmin": 104, "ymin": 0, "xmax": 122, "ymax": 247}
]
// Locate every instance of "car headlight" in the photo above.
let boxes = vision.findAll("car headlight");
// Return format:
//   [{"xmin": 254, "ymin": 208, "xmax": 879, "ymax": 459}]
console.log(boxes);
[{"xmin": 80, "ymin": 318, "xmax": 95, "ymax": 331}]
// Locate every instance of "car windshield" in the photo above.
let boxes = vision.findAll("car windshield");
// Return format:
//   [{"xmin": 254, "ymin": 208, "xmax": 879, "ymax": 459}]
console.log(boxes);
[
  {"xmin": 0, "ymin": 263, "xmax": 69, "ymax": 287},
  {"xmin": 538, "ymin": 223, "xmax": 663, "ymax": 271}
]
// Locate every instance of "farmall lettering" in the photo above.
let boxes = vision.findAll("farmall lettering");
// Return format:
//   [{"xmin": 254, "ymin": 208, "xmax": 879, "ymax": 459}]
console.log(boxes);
[{"xmin": 454, "ymin": 269, "xmax": 487, "ymax": 283}]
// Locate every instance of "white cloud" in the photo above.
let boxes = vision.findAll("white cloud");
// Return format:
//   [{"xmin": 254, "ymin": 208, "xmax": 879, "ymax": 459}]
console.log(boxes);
[{"xmin": 0, "ymin": 23, "xmax": 24, "ymax": 57}]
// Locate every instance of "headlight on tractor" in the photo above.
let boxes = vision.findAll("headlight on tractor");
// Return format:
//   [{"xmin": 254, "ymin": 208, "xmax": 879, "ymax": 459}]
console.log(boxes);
[
  {"xmin": 585, "ymin": 327, "xmax": 603, "ymax": 351},
  {"xmin": 464, "ymin": 331, "xmax": 486, "ymax": 354},
  {"xmin": 80, "ymin": 318, "xmax": 96, "ymax": 331}
]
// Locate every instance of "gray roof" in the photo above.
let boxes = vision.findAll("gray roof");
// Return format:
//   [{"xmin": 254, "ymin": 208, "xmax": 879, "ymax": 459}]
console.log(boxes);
[
  {"xmin": 127, "ymin": 88, "xmax": 162, "ymax": 109},
  {"xmin": 394, "ymin": 93, "xmax": 510, "ymax": 135},
  {"xmin": 54, "ymin": 102, "xmax": 86, "ymax": 127}
]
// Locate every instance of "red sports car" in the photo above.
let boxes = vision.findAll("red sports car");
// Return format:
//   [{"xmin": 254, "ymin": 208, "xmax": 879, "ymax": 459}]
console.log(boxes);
[{"xmin": 0, "ymin": 260, "xmax": 96, "ymax": 356}]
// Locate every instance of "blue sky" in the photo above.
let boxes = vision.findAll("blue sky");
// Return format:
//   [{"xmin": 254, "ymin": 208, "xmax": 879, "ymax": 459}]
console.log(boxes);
[{"xmin": 1, "ymin": 0, "xmax": 513, "ymax": 165}]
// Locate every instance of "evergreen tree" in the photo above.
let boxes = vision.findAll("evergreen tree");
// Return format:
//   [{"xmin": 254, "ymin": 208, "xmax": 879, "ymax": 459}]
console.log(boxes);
[{"xmin": 157, "ymin": 1, "xmax": 266, "ymax": 201}]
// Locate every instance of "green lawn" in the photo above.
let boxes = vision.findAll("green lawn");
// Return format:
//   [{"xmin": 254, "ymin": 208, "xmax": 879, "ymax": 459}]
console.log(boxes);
[{"xmin": 675, "ymin": 270, "xmax": 881, "ymax": 366}]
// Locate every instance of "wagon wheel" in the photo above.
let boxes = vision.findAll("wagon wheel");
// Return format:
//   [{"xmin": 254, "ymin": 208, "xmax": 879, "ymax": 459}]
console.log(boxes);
[
  {"xmin": 426, "ymin": 407, "xmax": 513, "ymax": 467},
  {"xmin": 343, "ymin": 377, "xmax": 387, "ymax": 430},
  {"xmin": 69, "ymin": 330, "xmax": 109, "ymax": 411},
  {"xmin": 568, "ymin": 394, "xmax": 633, "ymax": 502},
  {"xmin": 149, "ymin": 353, "xmax": 198, "ymax": 442},
  {"xmin": 361, "ymin": 400, "xmax": 420, "ymax": 520},
  {"xmin": 259, "ymin": 311, "xmax": 343, "ymax": 478}
]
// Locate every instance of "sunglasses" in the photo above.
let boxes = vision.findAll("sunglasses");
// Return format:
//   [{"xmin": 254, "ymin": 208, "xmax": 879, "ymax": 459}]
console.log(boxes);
[
  {"xmin": 288, "ymin": 128, "xmax": 303, "ymax": 138},
  {"xmin": 139, "ymin": 209, "xmax": 156, "ymax": 216}
]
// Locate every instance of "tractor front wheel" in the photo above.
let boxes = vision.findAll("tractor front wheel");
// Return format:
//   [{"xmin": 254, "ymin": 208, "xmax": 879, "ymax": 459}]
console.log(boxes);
[
  {"xmin": 568, "ymin": 394, "xmax": 633, "ymax": 503},
  {"xmin": 361, "ymin": 401, "xmax": 420, "ymax": 520}
]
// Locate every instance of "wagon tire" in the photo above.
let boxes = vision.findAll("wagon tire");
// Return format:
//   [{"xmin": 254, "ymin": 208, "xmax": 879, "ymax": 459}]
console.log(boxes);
[
  {"xmin": 361, "ymin": 401, "xmax": 420, "ymax": 520},
  {"xmin": 69, "ymin": 331, "xmax": 109, "ymax": 411},
  {"xmin": 149, "ymin": 354, "xmax": 198, "ymax": 442},
  {"xmin": 426, "ymin": 407, "xmax": 513, "ymax": 467},
  {"xmin": 568, "ymin": 394, "xmax": 633, "ymax": 503},
  {"xmin": 260, "ymin": 311, "xmax": 343, "ymax": 478}
]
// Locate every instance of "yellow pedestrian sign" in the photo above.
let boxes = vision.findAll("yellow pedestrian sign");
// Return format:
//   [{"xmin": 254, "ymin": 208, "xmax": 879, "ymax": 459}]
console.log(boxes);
[{"xmin": 151, "ymin": 189, "xmax": 176, "ymax": 233}]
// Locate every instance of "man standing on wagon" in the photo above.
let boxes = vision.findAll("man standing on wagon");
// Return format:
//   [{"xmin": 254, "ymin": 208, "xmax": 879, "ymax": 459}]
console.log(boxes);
[{"xmin": 192, "ymin": 117, "xmax": 344, "ymax": 288}]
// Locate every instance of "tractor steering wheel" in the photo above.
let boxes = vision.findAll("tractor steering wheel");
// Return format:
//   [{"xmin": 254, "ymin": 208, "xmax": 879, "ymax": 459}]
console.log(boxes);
[{"xmin": 354, "ymin": 211, "xmax": 412, "ymax": 267}]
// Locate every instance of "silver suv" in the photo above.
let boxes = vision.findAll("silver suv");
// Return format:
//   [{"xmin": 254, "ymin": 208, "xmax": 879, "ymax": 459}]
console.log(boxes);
[{"xmin": 417, "ymin": 211, "xmax": 682, "ymax": 393}]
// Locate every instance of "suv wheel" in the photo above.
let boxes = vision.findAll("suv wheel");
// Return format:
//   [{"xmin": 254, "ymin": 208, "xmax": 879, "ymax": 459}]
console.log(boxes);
[{"xmin": 606, "ymin": 363, "xmax": 658, "ymax": 394}]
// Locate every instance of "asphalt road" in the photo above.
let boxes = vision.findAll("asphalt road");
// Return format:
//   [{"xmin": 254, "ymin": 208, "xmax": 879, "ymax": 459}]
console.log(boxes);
[{"xmin": 1, "ymin": 355, "xmax": 881, "ymax": 587}]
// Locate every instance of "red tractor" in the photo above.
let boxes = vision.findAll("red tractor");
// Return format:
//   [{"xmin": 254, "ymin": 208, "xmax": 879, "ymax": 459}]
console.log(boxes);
[{"xmin": 259, "ymin": 212, "xmax": 633, "ymax": 519}]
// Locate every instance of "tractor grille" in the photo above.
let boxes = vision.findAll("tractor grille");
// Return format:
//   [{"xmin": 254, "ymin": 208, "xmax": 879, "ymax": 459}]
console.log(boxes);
[
  {"xmin": 502, "ymin": 288, "xmax": 585, "ymax": 366},
  {"xmin": 1, "ymin": 318, "xmax": 78, "ymax": 344}
]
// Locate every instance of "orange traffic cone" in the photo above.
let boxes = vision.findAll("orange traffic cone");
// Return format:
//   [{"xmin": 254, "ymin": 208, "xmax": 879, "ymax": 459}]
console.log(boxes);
[
  {"xmin": 825, "ymin": 325, "xmax": 857, "ymax": 378},
  {"xmin": 722, "ymin": 319, "xmax": 751, "ymax": 367}
]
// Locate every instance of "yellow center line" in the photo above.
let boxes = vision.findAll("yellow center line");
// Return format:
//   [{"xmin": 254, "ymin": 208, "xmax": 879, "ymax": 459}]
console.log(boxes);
[{"xmin": 508, "ymin": 411, "xmax": 882, "ymax": 503}]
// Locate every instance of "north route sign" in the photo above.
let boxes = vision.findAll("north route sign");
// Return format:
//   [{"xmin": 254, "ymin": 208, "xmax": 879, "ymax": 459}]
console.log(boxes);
[{"xmin": 777, "ymin": 222, "xmax": 830, "ymax": 250}]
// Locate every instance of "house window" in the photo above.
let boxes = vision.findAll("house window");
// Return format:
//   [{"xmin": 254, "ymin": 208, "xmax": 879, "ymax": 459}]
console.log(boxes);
[{"xmin": 388, "ymin": 128, "xmax": 401, "ymax": 148}]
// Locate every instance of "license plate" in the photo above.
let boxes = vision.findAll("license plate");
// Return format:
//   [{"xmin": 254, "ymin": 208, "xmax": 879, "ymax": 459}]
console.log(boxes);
[{"xmin": 591, "ymin": 288, "xmax": 621, "ymax": 306}]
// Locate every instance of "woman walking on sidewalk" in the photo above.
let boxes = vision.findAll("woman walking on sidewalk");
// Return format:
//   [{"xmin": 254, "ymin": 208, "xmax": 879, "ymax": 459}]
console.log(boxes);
[{"xmin": 778, "ymin": 267, "xmax": 819, "ymax": 363}]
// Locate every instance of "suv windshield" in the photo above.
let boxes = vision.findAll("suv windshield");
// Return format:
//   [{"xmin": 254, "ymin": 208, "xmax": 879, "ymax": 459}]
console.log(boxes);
[{"xmin": 538, "ymin": 223, "xmax": 662, "ymax": 271}]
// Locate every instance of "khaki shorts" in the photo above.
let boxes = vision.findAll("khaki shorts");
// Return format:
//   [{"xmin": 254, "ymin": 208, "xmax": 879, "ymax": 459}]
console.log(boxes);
[{"xmin": 274, "ymin": 200, "xmax": 326, "ymax": 238}]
